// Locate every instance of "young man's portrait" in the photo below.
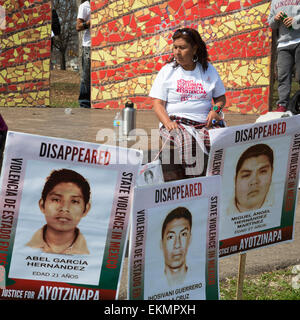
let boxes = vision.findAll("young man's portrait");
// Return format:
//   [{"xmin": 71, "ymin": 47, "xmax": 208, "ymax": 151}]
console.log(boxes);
[
  {"xmin": 6, "ymin": 139, "xmax": 120, "ymax": 286},
  {"xmin": 143, "ymin": 199, "xmax": 208, "ymax": 299},
  {"xmin": 160, "ymin": 206, "xmax": 192, "ymax": 287},
  {"xmin": 26, "ymin": 168, "xmax": 91, "ymax": 255},
  {"xmin": 144, "ymin": 169, "xmax": 154, "ymax": 184},
  {"xmin": 233, "ymin": 144, "xmax": 274, "ymax": 213}
]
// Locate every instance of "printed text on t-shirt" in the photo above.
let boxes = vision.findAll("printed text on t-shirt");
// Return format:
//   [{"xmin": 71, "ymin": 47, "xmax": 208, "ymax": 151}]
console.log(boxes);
[
  {"xmin": 275, "ymin": 0, "xmax": 300, "ymax": 9},
  {"xmin": 177, "ymin": 79, "xmax": 207, "ymax": 101}
]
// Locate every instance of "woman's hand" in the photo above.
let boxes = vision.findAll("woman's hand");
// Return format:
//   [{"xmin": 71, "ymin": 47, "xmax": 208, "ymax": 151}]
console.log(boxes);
[
  {"xmin": 206, "ymin": 110, "xmax": 222, "ymax": 128},
  {"xmin": 274, "ymin": 11, "xmax": 293, "ymax": 28},
  {"xmin": 164, "ymin": 120, "xmax": 179, "ymax": 131},
  {"xmin": 207, "ymin": 95, "xmax": 226, "ymax": 128},
  {"xmin": 283, "ymin": 16, "xmax": 293, "ymax": 28},
  {"xmin": 274, "ymin": 11, "xmax": 284, "ymax": 21}
]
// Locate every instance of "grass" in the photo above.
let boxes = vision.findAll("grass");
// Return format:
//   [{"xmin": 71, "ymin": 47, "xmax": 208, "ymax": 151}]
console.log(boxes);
[
  {"xmin": 50, "ymin": 82, "xmax": 80, "ymax": 108},
  {"xmin": 220, "ymin": 266, "xmax": 300, "ymax": 300},
  {"xmin": 50, "ymin": 69, "xmax": 80, "ymax": 108}
]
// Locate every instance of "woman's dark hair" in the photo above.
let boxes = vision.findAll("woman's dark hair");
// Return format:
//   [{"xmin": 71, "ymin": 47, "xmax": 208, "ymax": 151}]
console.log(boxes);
[
  {"xmin": 170, "ymin": 27, "xmax": 209, "ymax": 71},
  {"xmin": 41, "ymin": 168, "xmax": 91, "ymax": 208}
]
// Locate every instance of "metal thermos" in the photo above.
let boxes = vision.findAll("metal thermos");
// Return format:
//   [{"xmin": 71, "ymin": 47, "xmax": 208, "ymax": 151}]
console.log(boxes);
[{"xmin": 122, "ymin": 101, "xmax": 136, "ymax": 137}]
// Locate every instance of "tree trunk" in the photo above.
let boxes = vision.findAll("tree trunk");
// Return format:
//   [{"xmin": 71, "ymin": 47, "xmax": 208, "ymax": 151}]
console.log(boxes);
[
  {"xmin": 76, "ymin": 0, "xmax": 83, "ymax": 76},
  {"xmin": 60, "ymin": 50, "xmax": 66, "ymax": 70}
]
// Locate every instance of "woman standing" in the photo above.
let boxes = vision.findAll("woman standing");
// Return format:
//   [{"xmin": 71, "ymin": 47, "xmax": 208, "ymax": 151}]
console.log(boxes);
[{"xmin": 150, "ymin": 28, "xmax": 226, "ymax": 179}]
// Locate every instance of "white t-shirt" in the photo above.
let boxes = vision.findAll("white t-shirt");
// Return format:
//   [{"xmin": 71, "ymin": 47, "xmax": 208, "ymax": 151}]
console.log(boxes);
[
  {"xmin": 149, "ymin": 62, "xmax": 225, "ymax": 122},
  {"xmin": 77, "ymin": 1, "xmax": 91, "ymax": 47}
]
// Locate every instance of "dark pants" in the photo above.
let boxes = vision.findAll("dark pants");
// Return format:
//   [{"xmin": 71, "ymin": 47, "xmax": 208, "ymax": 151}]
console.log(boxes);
[
  {"xmin": 78, "ymin": 46, "xmax": 91, "ymax": 108},
  {"xmin": 277, "ymin": 42, "xmax": 300, "ymax": 108}
]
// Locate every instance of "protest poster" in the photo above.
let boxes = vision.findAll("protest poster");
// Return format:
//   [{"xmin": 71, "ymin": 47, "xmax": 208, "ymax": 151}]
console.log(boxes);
[
  {"xmin": 0, "ymin": 131, "xmax": 142, "ymax": 300},
  {"xmin": 128, "ymin": 175, "xmax": 221, "ymax": 300},
  {"xmin": 136, "ymin": 159, "xmax": 164, "ymax": 187},
  {"xmin": 207, "ymin": 115, "xmax": 300, "ymax": 257}
]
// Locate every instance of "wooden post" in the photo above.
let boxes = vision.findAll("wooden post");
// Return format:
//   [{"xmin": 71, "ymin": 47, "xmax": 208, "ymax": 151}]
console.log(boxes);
[{"xmin": 236, "ymin": 253, "xmax": 247, "ymax": 300}]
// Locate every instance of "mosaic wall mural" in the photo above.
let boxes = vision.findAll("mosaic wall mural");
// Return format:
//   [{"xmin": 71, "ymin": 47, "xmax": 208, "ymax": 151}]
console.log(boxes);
[
  {"xmin": 0, "ymin": 0, "xmax": 51, "ymax": 107},
  {"xmin": 90, "ymin": 0, "xmax": 272, "ymax": 114},
  {"xmin": 0, "ymin": 0, "xmax": 272, "ymax": 113}
]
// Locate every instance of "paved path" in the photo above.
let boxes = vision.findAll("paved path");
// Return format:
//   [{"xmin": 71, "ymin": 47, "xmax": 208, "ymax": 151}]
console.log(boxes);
[{"xmin": 1, "ymin": 107, "xmax": 299, "ymax": 299}]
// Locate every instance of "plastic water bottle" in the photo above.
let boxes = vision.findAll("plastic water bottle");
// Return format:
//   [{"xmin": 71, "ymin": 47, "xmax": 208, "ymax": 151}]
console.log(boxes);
[
  {"xmin": 64, "ymin": 108, "xmax": 72, "ymax": 115},
  {"xmin": 113, "ymin": 111, "xmax": 122, "ymax": 142}
]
